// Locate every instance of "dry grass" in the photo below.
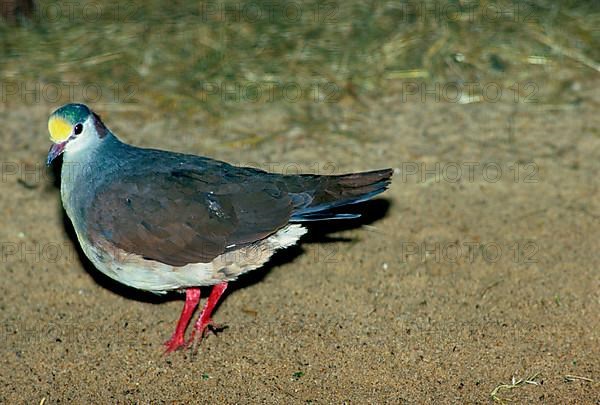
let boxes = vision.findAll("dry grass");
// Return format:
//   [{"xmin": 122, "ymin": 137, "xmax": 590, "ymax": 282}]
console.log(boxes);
[
  {"xmin": 490, "ymin": 372, "xmax": 541, "ymax": 403},
  {"xmin": 0, "ymin": 0, "xmax": 598, "ymax": 130}
]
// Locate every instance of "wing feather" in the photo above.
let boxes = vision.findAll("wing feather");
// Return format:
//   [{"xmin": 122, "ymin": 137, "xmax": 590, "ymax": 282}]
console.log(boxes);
[{"xmin": 86, "ymin": 167, "xmax": 293, "ymax": 267}]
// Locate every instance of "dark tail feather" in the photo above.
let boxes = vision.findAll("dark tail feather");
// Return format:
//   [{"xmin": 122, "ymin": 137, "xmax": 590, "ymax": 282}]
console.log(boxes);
[{"xmin": 287, "ymin": 168, "xmax": 393, "ymax": 221}]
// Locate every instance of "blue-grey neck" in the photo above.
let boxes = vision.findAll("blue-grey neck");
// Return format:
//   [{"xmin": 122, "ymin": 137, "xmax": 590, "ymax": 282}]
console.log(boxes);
[{"xmin": 60, "ymin": 131, "xmax": 129, "ymax": 233}]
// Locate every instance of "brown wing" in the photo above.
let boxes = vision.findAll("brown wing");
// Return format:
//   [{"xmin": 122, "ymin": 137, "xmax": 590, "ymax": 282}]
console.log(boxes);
[{"xmin": 86, "ymin": 168, "xmax": 294, "ymax": 267}]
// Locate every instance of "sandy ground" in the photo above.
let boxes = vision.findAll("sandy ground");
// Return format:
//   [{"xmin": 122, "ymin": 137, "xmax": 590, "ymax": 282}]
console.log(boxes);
[{"xmin": 1, "ymin": 80, "xmax": 599, "ymax": 403}]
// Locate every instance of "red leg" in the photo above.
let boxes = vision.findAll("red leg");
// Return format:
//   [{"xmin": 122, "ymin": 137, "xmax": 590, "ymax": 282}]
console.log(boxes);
[
  {"xmin": 189, "ymin": 282, "xmax": 228, "ymax": 342},
  {"xmin": 164, "ymin": 287, "xmax": 201, "ymax": 353}
]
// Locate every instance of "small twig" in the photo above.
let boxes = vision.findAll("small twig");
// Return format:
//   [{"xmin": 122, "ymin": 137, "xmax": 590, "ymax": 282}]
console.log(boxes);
[
  {"xmin": 530, "ymin": 30, "xmax": 600, "ymax": 73},
  {"xmin": 490, "ymin": 373, "xmax": 541, "ymax": 403},
  {"xmin": 564, "ymin": 375, "xmax": 594, "ymax": 383},
  {"xmin": 480, "ymin": 280, "xmax": 502, "ymax": 298}
]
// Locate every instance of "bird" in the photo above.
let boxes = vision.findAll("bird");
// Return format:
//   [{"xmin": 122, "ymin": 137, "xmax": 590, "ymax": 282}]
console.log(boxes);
[{"xmin": 46, "ymin": 103, "xmax": 393, "ymax": 352}]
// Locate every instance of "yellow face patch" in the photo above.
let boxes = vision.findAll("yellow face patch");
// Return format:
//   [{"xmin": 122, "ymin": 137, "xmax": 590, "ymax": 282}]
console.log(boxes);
[{"xmin": 48, "ymin": 116, "xmax": 72, "ymax": 143}]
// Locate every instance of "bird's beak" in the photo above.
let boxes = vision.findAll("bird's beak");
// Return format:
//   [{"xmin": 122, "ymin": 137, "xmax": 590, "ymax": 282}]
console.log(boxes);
[{"xmin": 47, "ymin": 141, "xmax": 67, "ymax": 166}]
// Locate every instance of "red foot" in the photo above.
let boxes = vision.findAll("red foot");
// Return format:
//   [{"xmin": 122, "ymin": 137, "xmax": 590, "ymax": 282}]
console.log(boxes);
[
  {"xmin": 164, "ymin": 288, "xmax": 200, "ymax": 353},
  {"xmin": 187, "ymin": 282, "xmax": 228, "ymax": 345}
]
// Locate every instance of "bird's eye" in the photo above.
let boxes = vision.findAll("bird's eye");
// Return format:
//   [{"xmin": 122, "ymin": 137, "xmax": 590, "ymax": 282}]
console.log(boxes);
[{"xmin": 74, "ymin": 123, "xmax": 83, "ymax": 135}]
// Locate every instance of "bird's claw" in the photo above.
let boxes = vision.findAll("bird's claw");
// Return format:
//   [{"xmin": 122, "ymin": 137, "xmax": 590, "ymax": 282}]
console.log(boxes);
[
  {"xmin": 163, "ymin": 335, "xmax": 190, "ymax": 353},
  {"xmin": 187, "ymin": 320, "xmax": 227, "ymax": 345}
]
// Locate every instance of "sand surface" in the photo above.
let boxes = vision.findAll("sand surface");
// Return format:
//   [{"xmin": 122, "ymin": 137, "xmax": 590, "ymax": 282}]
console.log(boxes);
[{"xmin": 1, "ymin": 83, "xmax": 599, "ymax": 403}]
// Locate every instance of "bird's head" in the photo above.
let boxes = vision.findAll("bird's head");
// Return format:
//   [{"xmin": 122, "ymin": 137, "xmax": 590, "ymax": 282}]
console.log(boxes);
[{"xmin": 47, "ymin": 103, "xmax": 108, "ymax": 165}]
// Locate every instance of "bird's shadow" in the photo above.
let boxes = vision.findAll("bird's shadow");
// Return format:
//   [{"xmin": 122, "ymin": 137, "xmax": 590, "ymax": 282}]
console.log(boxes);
[
  {"xmin": 51, "ymin": 152, "xmax": 391, "ymax": 308},
  {"xmin": 233, "ymin": 198, "xmax": 391, "ymax": 292}
]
